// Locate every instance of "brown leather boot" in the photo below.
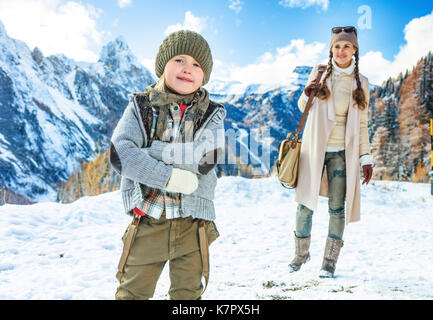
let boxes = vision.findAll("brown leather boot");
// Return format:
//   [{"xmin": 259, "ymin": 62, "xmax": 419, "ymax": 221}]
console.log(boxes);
[
  {"xmin": 289, "ymin": 232, "xmax": 311, "ymax": 272},
  {"xmin": 319, "ymin": 236, "xmax": 344, "ymax": 278}
]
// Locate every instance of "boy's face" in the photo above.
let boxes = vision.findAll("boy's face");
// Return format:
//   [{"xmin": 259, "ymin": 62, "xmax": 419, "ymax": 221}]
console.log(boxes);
[{"xmin": 164, "ymin": 55, "xmax": 204, "ymax": 95}]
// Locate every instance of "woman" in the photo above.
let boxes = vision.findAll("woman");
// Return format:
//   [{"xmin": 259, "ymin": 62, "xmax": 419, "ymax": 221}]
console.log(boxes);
[{"xmin": 289, "ymin": 26, "xmax": 374, "ymax": 278}]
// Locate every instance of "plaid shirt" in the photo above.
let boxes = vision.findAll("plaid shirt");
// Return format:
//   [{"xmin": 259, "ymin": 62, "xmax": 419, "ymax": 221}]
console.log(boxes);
[
  {"xmin": 136, "ymin": 103, "xmax": 189, "ymax": 220},
  {"xmin": 137, "ymin": 186, "xmax": 181, "ymax": 220}
]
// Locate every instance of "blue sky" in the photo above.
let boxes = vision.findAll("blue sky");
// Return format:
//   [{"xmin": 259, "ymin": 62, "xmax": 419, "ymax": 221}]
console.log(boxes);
[{"xmin": 0, "ymin": 0, "xmax": 432, "ymax": 85}]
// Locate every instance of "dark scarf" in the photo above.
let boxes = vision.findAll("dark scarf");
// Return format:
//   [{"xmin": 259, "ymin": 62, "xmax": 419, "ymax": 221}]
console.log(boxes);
[{"xmin": 144, "ymin": 78, "xmax": 211, "ymax": 143}]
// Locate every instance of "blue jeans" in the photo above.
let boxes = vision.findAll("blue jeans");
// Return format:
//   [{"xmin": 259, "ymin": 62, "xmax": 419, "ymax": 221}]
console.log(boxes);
[{"xmin": 295, "ymin": 150, "xmax": 346, "ymax": 240}]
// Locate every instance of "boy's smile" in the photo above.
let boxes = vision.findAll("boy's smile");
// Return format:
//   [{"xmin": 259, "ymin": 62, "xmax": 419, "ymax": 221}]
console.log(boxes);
[
  {"xmin": 177, "ymin": 76, "xmax": 193, "ymax": 83},
  {"xmin": 164, "ymin": 55, "xmax": 204, "ymax": 95}
]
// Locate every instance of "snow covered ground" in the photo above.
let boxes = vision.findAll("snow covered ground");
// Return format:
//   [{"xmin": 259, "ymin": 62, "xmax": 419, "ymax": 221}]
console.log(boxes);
[{"xmin": 0, "ymin": 176, "xmax": 432, "ymax": 300}]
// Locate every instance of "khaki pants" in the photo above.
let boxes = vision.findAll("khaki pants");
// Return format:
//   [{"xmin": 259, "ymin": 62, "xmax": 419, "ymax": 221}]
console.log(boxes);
[{"xmin": 115, "ymin": 212, "xmax": 219, "ymax": 300}]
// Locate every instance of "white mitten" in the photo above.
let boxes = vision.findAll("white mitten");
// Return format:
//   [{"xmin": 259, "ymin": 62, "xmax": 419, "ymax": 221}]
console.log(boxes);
[{"xmin": 165, "ymin": 168, "xmax": 198, "ymax": 194}]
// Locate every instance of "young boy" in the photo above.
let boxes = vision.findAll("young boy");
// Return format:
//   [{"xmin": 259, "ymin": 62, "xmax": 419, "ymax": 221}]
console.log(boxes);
[{"xmin": 110, "ymin": 30, "xmax": 226, "ymax": 300}]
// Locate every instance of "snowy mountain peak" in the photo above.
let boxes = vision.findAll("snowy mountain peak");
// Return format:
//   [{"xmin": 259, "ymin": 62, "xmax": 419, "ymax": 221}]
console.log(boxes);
[
  {"xmin": 100, "ymin": 36, "xmax": 130, "ymax": 57},
  {"xmin": 293, "ymin": 65, "xmax": 313, "ymax": 75},
  {"xmin": 207, "ymin": 65, "xmax": 313, "ymax": 96},
  {"xmin": 112, "ymin": 36, "xmax": 129, "ymax": 51},
  {"xmin": 292, "ymin": 65, "xmax": 313, "ymax": 86},
  {"xmin": 99, "ymin": 36, "xmax": 138, "ymax": 70},
  {"xmin": 0, "ymin": 28, "xmax": 156, "ymax": 203}
]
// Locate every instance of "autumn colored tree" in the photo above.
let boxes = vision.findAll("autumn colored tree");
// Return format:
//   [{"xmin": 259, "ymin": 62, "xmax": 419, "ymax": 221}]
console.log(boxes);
[
  {"xmin": 368, "ymin": 53, "xmax": 432, "ymax": 182},
  {"xmin": 58, "ymin": 143, "xmax": 120, "ymax": 203}
]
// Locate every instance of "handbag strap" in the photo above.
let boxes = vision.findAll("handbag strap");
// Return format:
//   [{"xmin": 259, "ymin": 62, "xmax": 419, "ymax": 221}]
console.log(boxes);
[{"xmin": 295, "ymin": 64, "xmax": 327, "ymax": 135}]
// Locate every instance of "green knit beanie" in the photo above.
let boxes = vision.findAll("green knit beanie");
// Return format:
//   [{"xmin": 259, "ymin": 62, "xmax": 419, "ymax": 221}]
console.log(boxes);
[{"xmin": 155, "ymin": 30, "xmax": 213, "ymax": 85}]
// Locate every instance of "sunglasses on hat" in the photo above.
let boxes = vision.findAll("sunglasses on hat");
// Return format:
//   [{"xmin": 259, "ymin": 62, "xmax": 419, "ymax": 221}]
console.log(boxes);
[{"xmin": 332, "ymin": 26, "xmax": 357, "ymax": 36}]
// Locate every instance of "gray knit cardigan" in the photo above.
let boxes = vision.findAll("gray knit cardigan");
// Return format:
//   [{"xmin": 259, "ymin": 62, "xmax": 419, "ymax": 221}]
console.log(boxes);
[{"xmin": 110, "ymin": 93, "xmax": 226, "ymax": 221}]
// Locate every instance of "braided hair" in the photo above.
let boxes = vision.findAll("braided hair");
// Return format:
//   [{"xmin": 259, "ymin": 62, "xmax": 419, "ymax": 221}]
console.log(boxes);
[
  {"xmin": 352, "ymin": 51, "xmax": 367, "ymax": 110},
  {"xmin": 317, "ymin": 51, "xmax": 333, "ymax": 101},
  {"xmin": 317, "ymin": 50, "xmax": 367, "ymax": 110}
]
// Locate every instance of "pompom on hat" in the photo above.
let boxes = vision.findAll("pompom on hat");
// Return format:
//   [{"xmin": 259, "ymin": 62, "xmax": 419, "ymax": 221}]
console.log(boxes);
[{"xmin": 155, "ymin": 30, "xmax": 213, "ymax": 85}]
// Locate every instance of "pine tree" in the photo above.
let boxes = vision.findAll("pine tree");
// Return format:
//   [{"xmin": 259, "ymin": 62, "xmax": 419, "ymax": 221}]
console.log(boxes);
[{"xmin": 368, "ymin": 53, "xmax": 432, "ymax": 182}]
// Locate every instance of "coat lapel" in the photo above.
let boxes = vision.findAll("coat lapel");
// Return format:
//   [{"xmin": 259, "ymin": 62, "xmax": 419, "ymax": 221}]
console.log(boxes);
[
  {"xmin": 326, "ymin": 77, "xmax": 336, "ymax": 123},
  {"xmin": 345, "ymin": 78, "xmax": 358, "ymax": 145}
]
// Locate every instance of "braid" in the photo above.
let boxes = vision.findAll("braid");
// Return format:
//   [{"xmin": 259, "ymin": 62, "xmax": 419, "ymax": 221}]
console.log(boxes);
[
  {"xmin": 352, "ymin": 51, "xmax": 367, "ymax": 110},
  {"xmin": 317, "ymin": 51, "xmax": 333, "ymax": 101}
]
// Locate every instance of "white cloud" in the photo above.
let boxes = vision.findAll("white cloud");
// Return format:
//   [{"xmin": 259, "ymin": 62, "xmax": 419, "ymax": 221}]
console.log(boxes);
[
  {"xmin": 359, "ymin": 52, "xmax": 393, "ymax": 86},
  {"xmin": 279, "ymin": 0, "xmax": 329, "ymax": 11},
  {"xmin": 164, "ymin": 11, "xmax": 207, "ymax": 35},
  {"xmin": 213, "ymin": 39, "xmax": 327, "ymax": 85},
  {"xmin": 117, "ymin": 0, "xmax": 131, "ymax": 8},
  {"xmin": 229, "ymin": 0, "xmax": 243, "ymax": 14},
  {"xmin": 360, "ymin": 10, "xmax": 433, "ymax": 85},
  {"xmin": 141, "ymin": 58, "xmax": 155, "ymax": 75},
  {"xmin": 214, "ymin": 10, "xmax": 433, "ymax": 88},
  {"xmin": 0, "ymin": 0, "xmax": 104, "ymax": 62}
]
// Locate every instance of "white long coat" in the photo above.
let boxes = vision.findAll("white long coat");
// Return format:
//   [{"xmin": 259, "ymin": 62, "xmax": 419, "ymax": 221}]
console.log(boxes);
[{"xmin": 294, "ymin": 68, "xmax": 369, "ymax": 224}]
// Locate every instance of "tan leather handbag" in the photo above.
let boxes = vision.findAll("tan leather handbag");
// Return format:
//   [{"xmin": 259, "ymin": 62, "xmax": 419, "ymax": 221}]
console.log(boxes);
[{"xmin": 276, "ymin": 65, "xmax": 327, "ymax": 188}]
